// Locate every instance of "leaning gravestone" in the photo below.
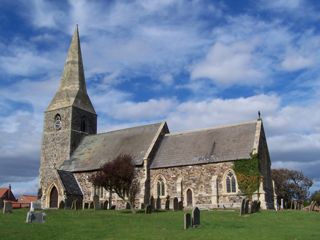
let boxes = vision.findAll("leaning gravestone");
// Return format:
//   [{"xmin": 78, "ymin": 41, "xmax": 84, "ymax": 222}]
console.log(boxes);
[
  {"xmin": 156, "ymin": 196, "xmax": 161, "ymax": 210},
  {"xmin": 165, "ymin": 196, "xmax": 170, "ymax": 210},
  {"xmin": 173, "ymin": 198, "xmax": 178, "ymax": 211},
  {"xmin": 3, "ymin": 201, "xmax": 12, "ymax": 214},
  {"xmin": 184, "ymin": 213, "xmax": 191, "ymax": 230},
  {"xmin": 26, "ymin": 212, "xmax": 46, "ymax": 223},
  {"xmin": 244, "ymin": 199, "xmax": 249, "ymax": 214},
  {"xmin": 145, "ymin": 204, "xmax": 152, "ymax": 214},
  {"xmin": 192, "ymin": 207, "xmax": 200, "ymax": 227},
  {"xmin": 240, "ymin": 198, "xmax": 246, "ymax": 216},
  {"xmin": 93, "ymin": 195, "xmax": 100, "ymax": 210}
]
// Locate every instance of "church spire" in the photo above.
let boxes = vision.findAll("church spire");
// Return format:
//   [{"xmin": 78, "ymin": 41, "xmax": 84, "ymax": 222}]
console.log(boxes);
[{"xmin": 47, "ymin": 25, "xmax": 95, "ymax": 114}]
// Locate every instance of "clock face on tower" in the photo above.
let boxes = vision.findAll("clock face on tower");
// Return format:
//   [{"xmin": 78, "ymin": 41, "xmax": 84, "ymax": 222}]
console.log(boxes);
[{"xmin": 54, "ymin": 114, "xmax": 62, "ymax": 130}]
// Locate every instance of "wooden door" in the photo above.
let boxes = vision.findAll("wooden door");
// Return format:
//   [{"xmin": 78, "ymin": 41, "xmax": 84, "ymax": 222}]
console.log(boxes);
[{"xmin": 50, "ymin": 186, "xmax": 58, "ymax": 208}]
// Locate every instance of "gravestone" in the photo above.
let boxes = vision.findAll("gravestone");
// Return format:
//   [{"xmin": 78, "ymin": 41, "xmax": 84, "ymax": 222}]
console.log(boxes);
[
  {"xmin": 244, "ymin": 199, "xmax": 249, "ymax": 214},
  {"xmin": 71, "ymin": 200, "xmax": 78, "ymax": 210},
  {"xmin": 184, "ymin": 213, "xmax": 191, "ymax": 230},
  {"xmin": 173, "ymin": 198, "xmax": 178, "ymax": 211},
  {"xmin": 281, "ymin": 198, "xmax": 284, "ymax": 209},
  {"xmin": 178, "ymin": 201, "xmax": 183, "ymax": 210},
  {"xmin": 0, "ymin": 199, "xmax": 4, "ymax": 209},
  {"xmin": 248, "ymin": 200, "xmax": 252, "ymax": 214},
  {"xmin": 58, "ymin": 201, "xmax": 65, "ymax": 209},
  {"xmin": 165, "ymin": 196, "xmax": 170, "ymax": 210},
  {"xmin": 257, "ymin": 201, "xmax": 261, "ymax": 211},
  {"xmin": 103, "ymin": 201, "xmax": 109, "ymax": 210},
  {"xmin": 192, "ymin": 207, "xmax": 200, "ymax": 227},
  {"xmin": 3, "ymin": 201, "xmax": 12, "ymax": 214},
  {"xmin": 26, "ymin": 212, "xmax": 46, "ymax": 223},
  {"xmin": 140, "ymin": 203, "xmax": 145, "ymax": 209},
  {"xmin": 110, "ymin": 205, "xmax": 116, "ymax": 210},
  {"xmin": 126, "ymin": 202, "xmax": 130, "ymax": 209},
  {"xmin": 30, "ymin": 201, "xmax": 42, "ymax": 212},
  {"xmin": 89, "ymin": 202, "xmax": 94, "ymax": 209},
  {"xmin": 93, "ymin": 195, "xmax": 100, "ymax": 210},
  {"xmin": 150, "ymin": 196, "xmax": 155, "ymax": 210},
  {"xmin": 156, "ymin": 196, "xmax": 161, "ymax": 210},
  {"xmin": 240, "ymin": 198, "xmax": 246, "ymax": 216},
  {"xmin": 145, "ymin": 204, "xmax": 152, "ymax": 214}
]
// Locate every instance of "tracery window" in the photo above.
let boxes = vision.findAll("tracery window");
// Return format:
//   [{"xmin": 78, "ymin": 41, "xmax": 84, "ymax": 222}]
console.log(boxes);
[
  {"xmin": 226, "ymin": 171, "xmax": 237, "ymax": 193},
  {"xmin": 157, "ymin": 178, "xmax": 165, "ymax": 197}
]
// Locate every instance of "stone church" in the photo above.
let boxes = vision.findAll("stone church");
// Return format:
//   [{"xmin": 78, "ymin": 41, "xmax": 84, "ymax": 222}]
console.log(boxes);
[{"xmin": 39, "ymin": 27, "xmax": 276, "ymax": 210}]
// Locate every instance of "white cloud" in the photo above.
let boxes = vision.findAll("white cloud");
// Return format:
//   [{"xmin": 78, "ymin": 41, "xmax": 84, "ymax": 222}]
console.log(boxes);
[
  {"xmin": 281, "ymin": 53, "xmax": 314, "ymax": 71},
  {"xmin": 191, "ymin": 41, "xmax": 263, "ymax": 85},
  {"xmin": 159, "ymin": 73, "xmax": 174, "ymax": 86}
]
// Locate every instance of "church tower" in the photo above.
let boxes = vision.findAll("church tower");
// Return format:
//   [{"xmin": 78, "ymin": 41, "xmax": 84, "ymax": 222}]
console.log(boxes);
[{"xmin": 39, "ymin": 26, "xmax": 97, "ymax": 207}]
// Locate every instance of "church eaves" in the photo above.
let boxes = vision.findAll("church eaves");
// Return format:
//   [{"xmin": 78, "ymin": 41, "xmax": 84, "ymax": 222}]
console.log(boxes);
[{"xmin": 47, "ymin": 25, "xmax": 96, "ymax": 114}]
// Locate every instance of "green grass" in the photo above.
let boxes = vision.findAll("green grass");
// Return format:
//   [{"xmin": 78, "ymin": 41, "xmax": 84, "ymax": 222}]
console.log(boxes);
[{"xmin": 0, "ymin": 209, "xmax": 319, "ymax": 240}]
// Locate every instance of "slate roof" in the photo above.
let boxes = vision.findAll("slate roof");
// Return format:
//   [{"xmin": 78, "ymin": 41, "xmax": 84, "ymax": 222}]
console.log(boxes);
[
  {"xmin": 150, "ymin": 121, "xmax": 258, "ymax": 169},
  {"xmin": 60, "ymin": 122, "xmax": 164, "ymax": 172},
  {"xmin": 57, "ymin": 170, "xmax": 83, "ymax": 196}
]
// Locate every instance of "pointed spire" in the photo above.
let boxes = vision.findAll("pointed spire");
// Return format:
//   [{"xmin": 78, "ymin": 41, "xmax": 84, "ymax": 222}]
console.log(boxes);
[
  {"xmin": 59, "ymin": 25, "xmax": 86, "ymax": 92},
  {"xmin": 46, "ymin": 26, "xmax": 96, "ymax": 114}
]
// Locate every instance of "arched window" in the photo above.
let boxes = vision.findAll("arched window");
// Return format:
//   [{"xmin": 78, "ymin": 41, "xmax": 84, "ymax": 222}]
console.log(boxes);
[
  {"xmin": 54, "ymin": 114, "xmax": 62, "ymax": 130},
  {"xmin": 157, "ymin": 178, "xmax": 165, "ymax": 197},
  {"xmin": 226, "ymin": 171, "xmax": 237, "ymax": 193},
  {"xmin": 81, "ymin": 116, "xmax": 86, "ymax": 132}
]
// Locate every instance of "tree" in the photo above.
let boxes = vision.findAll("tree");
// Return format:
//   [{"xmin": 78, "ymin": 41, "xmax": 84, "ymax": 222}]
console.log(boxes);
[
  {"xmin": 310, "ymin": 190, "xmax": 320, "ymax": 205},
  {"xmin": 89, "ymin": 154, "xmax": 140, "ymax": 213},
  {"xmin": 272, "ymin": 168, "xmax": 313, "ymax": 206}
]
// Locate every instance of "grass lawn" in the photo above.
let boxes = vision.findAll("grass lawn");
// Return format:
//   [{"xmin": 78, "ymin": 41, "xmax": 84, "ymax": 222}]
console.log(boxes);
[{"xmin": 0, "ymin": 209, "xmax": 319, "ymax": 240}]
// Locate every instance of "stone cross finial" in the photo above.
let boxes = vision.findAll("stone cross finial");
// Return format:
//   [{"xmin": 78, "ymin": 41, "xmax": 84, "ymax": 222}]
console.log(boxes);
[{"xmin": 258, "ymin": 110, "xmax": 261, "ymax": 120}]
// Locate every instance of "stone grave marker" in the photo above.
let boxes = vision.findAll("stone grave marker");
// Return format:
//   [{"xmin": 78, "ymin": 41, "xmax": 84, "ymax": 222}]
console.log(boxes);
[
  {"xmin": 150, "ymin": 196, "xmax": 155, "ymax": 210},
  {"xmin": 110, "ymin": 205, "xmax": 116, "ymax": 210},
  {"xmin": 156, "ymin": 196, "xmax": 161, "ymax": 210},
  {"xmin": 140, "ymin": 203, "xmax": 145, "ymax": 209},
  {"xmin": 30, "ymin": 201, "xmax": 42, "ymax": 212},
  {"xmin": 240, "ymin": 198, "xmax": 246, "ymax": 216},
  {"xmin": 165, "ymin": 196, "xmax": 170, "ymax": 210},
  {"xmin": 103, "ymin": 201, "xmax": 109, "ymax": 210},
  {"xmin": 281, "ymin": 198, "xmax": 284, "ymax": 209},
  {"xmin": 184, "ymin": 213, "xmax": 191, "ymax": 230},
  {"xmin": 58, "ymin": 201, "xmax": 65, "ymax": 209},
  {"xmin": 3, "ymin": 201, "xmax": 12, "ymax": 214},
  {"xmin": 244, "ymin": 199, "xmax": 249, "ymax": 214},
  {"xmin": 248, "ymin": 201, "xmax": 253, "ymax": 214},
  {"xmin": 93, "ymin": 195, "xmax": 100, "ymax": 210},
  {"xmin": 192, "ymin": 207, "xmax": 200, "ymax": 227},
  {"xmin": 26, "ymin": 212, "xmax": 46, "ymax": 223},
  {"xmin": 173, "ymin": 197, "xmax": 178, "ymax": 211},
  {"xmin": 126, "ymin": 202, "xmax": 130, "ymax": 209},
  {"xmin": 145, "ymin": 204, "xmax": 152, "ymax": 214},
  {"xmin": 89, "ymin": 201, "xmax": 94, "ymax": 209},
  {"xmin": 0, "ymin": 199, "xmax": 4, "ymax": 209},
  {"xmin": 257, "ymin": 201, "xmax": 261, "ymax": 211},
  {"xmin": 178, "ymin": 201, "xmax": 183, "ymax": 210}
]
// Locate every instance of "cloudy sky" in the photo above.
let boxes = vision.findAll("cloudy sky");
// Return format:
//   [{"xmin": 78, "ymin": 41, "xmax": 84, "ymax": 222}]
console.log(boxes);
[{"xmin": 0, "ymin": 0, "xmax": 319, "ymax": 196}]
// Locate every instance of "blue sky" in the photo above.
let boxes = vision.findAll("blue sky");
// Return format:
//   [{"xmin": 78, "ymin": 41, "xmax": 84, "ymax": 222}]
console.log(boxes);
[{"xmin": 0, "ymin": 0, "xmax": 320, "ymax": 196}]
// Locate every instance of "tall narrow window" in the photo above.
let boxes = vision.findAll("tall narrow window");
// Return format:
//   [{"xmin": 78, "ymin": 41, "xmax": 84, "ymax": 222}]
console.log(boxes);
[
  {"xmin": 226, "ymin": 172, "xmax": 237, "ymax": 193},
  {"xmin": 157, "ymin": 178, "xmax": 165, "ymax": 197},
  {"xmin": 81, "ymin": 116, "xmax": 86, "ymax": 132}
]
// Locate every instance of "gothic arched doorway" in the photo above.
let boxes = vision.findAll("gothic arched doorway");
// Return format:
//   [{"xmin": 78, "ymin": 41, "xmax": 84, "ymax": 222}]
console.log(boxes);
[
  {"xmin": 186, "ymin": 189, "xmax": 193, "ymax": 207},
  {"xmin": 50, "ymin": 186, "xmax": 58, "ymax": 208}
]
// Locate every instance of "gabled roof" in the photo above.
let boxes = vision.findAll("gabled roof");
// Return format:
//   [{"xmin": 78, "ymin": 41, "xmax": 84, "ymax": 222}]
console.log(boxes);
[
  {"xmin": 0, "ymin": 188, "xmax": 8, "ymax": 198},
  {"xmin": 18, "ymin": 195, "xmax": 38, "ymax": 203},
  {"xmin": 57, "ymin": 170, "xmax": 83, "ymax": 196},
  {"xmin": 60, "ymin": 122, "xmax": 165, "ymax": 172},
  {"xmin": 150, "ymin": 120, "xmax": 258, "ymax": 169}
]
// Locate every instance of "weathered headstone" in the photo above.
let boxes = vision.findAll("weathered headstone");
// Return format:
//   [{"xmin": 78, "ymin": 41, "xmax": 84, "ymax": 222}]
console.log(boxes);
[
  {"xmin": 145, "ymin": 204, "xmax": 152, "ymax": 214},
  {"xmin": 240, "ymin": 198, "xmax": 246, "ymax": 216},
  {"xmin": 0, "ymin": 199, "xmax": 4, "ymax": 209},
  {"xmin": 110, "ymin": 205, "xmax": 116, "ymax": 210},
  {"xmin": 3, "ymin": 201, "xmax": 12, "ymax": 214},
  {"xmin": 184, "ymin": 213, "xmax": 191, "ymax": 230},
  {"xmin": 126, "ymin": 202, "xmax": 130, "ymax": 209},
  {"xmin": 103, "ymin": 201, "xmax": 109, "ymax": 210},
  {"xmin": 280, "ymin": 198, "xmax": 284, "ymax": 209},
  {"xmin": 30, "ymin": 201, "xmax": 42, "ymax": 212},
  {"xmin": 58, "ymin": 201, "xmax": 65, "ymax": 209},
  {"xmin": 89, "ymin": 202, "xmax": 94, "ymax": 209},
  {"xmin": 26, "ymin": 212, "xmax": 46, "ymax": 223},
  {"xmin": 251, "ymin": 201, "xmax": 256, "ymax": 213},
  {"xmin": 165, "ymin": 196, "xmax": 170, "ymax": 210},
  {"xmin": 156, "ymin": 196, "xmax": 161, "ymax": 210},
  {"xmin": 150, "ymin": 196, "xmax": 155, "ymax": 210},
  {"xmin": 173, "ymin": 197, "xmax": 178, "ymax": 211},
  {"xmin": 93, "ymin": 195, "xmax": 100, "ymax": 210},
  {"xmin": 244, "ymin": 199, "xmax": 249, "ymax": 214},
  {"xmin": 178, "ymin": 201, "xmax": 183, "ymax": 210},
  {"xmin": 192, "ymin": 207, "xmax": 200, "ymax": 227},
  {"xmin": 140, "ymin": 203, "xmax": 145, "ymax": 209},
  {"xmin": 248, "ymin": 200, "xmax": 252, "ymax": 214},
  {"xmin": 257, "ymin": 200, "xmax": 261, "ymax": 211}
]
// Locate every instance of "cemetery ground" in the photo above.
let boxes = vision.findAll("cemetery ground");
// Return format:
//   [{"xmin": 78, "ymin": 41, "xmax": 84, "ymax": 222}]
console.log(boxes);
[{"xmin": 1, "ymin": 209, "xmax": 319, "ymax": 240}]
